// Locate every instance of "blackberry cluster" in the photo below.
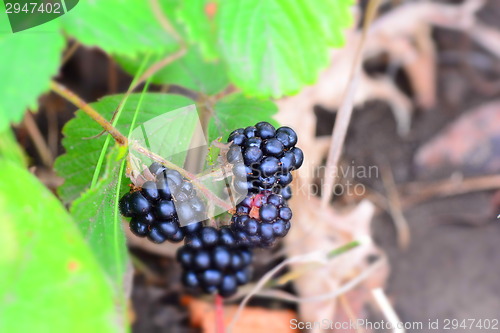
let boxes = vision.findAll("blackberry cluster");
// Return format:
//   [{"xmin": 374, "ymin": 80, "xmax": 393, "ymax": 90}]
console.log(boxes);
[
  {"xmin": 118, "ymin": 122, "xmax": 302, "ymax": 297},
  {"xmin": 119, "ymin": 163, "xmax": 206, "ymax": 244},
  {"xmin": 226, "ymin": 122, "xmax": 302, "ymax": 248},
  {"xmin": 177, "ymin": 226, "xmax": 253, "ymax": 297},
  {"xmin": 227, "ymin": 122, "xmax": 303, "ymax": 196}
]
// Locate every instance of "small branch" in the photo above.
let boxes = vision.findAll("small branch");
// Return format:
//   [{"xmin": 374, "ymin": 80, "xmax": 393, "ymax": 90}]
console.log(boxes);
[
  {"xmin": 399, "ymin": 174, "xmax": 500, "ymax": 208},
  {"xmin": 62, "ymin": 40, "xmax": 80, "ymax": 65},
  {"xmin": 128, "ymin": 47, "xmax": 187, "ymax": 92},
  {"xmin": 165, "ymin": 84, "xmax": 203, "ymax": 101},
  {"xmin": 381, "ymin": 165, "xmax": 410, "ymax": 250},
  {"xmin": 50, "ymin": 81, "xmax": 128, "ymax": 146},
  {"xmin": 230, "ymin": 258, "xmax": 386, "ymax": 304},
  {"xmin": 372, "ymin": 288, "xmax": 405, "ymax": 333},
  {"xmin": 23, "ymin": 111, "xmax": 54, "ymax": 167},
  {"xmin": 321, "ymin": 0, "xmax": 382, "ymax": 208},
  {"xmin": 124, "ymin": 0, "xmax": 188, "ymax": 93},
  {"xmin": 52, "ymin": 82, "xmax": 232, "ymax": 212},
  {"xmin": 130, "ymin": 142, "xmax": 232, "ymax": 211},
  {"xmin": 149, "ymin": 0, "xmax": 183, "ymax": 44}
]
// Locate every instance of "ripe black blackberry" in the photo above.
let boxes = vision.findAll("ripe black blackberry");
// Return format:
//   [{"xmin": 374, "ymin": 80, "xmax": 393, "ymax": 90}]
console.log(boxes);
[
  {"xmin": 177, "ymin": 226, "xmax": 253, "ymax": 297},
  {"xmin": 227, "ymin": 122, "xmax": 303, "ymax": 197},
  {"xmin": 230, "ymin": 191, "xmax": 292, "ymax": 248},
  {"xmin": 119, "ymin": 163, "xmax": 206, "ymax": 244}
]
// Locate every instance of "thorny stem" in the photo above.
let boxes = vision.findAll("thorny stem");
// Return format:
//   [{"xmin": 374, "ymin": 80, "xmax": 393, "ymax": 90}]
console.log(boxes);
[
  {"xmin": 50, "ymin": 81, "xmax": 128, "ymax": 146},
  {"xmin": 51, "ymin": 80, "xmax": 233, "ymax": 212},
  {"xmin": 131, "ymin": 142, "xmax": 232, "ymax": 211}
]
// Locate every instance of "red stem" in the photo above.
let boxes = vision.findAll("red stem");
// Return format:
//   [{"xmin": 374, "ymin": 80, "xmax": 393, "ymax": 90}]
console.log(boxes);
[{"xmin": 215, "ymin": 294, "xmax": 225, "ymax": 333}]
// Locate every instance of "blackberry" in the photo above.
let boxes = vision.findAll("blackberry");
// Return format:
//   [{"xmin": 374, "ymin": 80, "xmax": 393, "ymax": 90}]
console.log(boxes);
[
  {"xmin": 226, "ymin": 122, "xmax": 302, "ymax": 196},
  {"xmin": 119, "ymin": 163, "xmax": 207, "ymax": 244},
  {"xmin": 230, "ymin": 191, "xmax": 292, "ymax": 248},
  {"xmin": 177, "ymin": 226, "xmax": 253, "ymax": 297}
]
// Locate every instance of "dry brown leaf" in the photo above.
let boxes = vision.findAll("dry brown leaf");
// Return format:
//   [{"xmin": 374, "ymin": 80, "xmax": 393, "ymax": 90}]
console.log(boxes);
[
  {"xmin": 414, "ymin": 100, "xmax": 500, "ymax": 175},
  {"xmin": 182, "ymin": 296, "xmax": 297, "ymax": 333},
  {"xmin": 284, "ymin": 193, "xmax": 389, "ymax": 332}
]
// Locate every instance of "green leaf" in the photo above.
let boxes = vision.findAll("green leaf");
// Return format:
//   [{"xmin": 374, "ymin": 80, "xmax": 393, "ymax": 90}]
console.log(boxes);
[
  {"xmin": 176, "ymin": 0, "xmax": 219, "ymax": 60},
  {"xmin": 0, "ymin": 161, "xmax": 118, "ymax": 332},
  {"xmin": 0, "ymin": 128, "xmax": 26, "ymax": 166},
  {"xmin": 70, "ymin": 145, "xmax": 129, "ymax": 294},
  {"xmin": 0, "ymin": 7, "xmax": 64, "ymax": 131},
  {"xmin": 209, "ymin": 93, "xmax": 279, "ymax": 143},
  {"xmin": 61, "ymin": 0, "xmax": 179, "ymax": 57},
  {"xmin": 54, "ymin": 93, "xmax": 195, "ymax": 204},
  {"xmin": 116, "ymin": 47, "xmax": 229, "ymax": 95},
  {"xmin": 217, "ymin": 0, "xmax": 353, "ymax": 98}
]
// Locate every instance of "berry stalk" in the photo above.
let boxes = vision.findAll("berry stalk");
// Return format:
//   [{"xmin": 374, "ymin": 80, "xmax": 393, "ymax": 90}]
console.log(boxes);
[{"xmin": 50, "ymin": 80, "xmax": 128, "ymax": 146}]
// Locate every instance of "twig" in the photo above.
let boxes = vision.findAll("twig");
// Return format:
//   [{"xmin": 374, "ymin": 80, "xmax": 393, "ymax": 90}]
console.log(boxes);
[
  {"xmin": 372, "ymin": 288, "xmax": 405, "ymax": 333},
  {"xmin": 321, "ymin": 0, "xmax": 381, "ymax": 208},
  {"xmin": 123, "ymin": 0, "xmax": 187, "ymax": 93},
  {"xmin": 130, "ymin": 141, "xmax": 233, "ymax": 211},
  {"xmin": 149, "ymin": 0, "xmax": 183, "ymax": 43},
  {"xmin": 61, "ymin": 40, "xmax": 80, "ymax": 65},
  {"xmin": 232, "ymin": 258, "xmax": 385, "ymax": 304},
  {"xmin": 52, "ymin": 81, "xmax": 233, "ymax": 212},
  {"xmin": 108, "ymin": 55, "xmax": 118, "ymax": 94},
  {"xmin": 400, "ymin": 174, "xmax": 500, "ymax": 208},
  {"xmin": 23, "ymin": 111, "xmax": 54, "ymax": 167},
  {"xmin": 215, "ymin": 294, "xmax": 226, "ymax": 333},
  {"xmin": 229, "ymin": 244, "xmax": 364, "ymax": 330},
  {"xmin": 50, "ymin": 81, "xmax": 128, "ymax": 145},
  {"xmin": 95, "ymin": 1, "xmax": 188, "ymax": 138},
  {"xmin": 381, "ymin": 165, "xmax": 410, "ymax": 250},
  {"xmin": 128, "ymin": 47, "xmax": 187, "ymax": 92}
]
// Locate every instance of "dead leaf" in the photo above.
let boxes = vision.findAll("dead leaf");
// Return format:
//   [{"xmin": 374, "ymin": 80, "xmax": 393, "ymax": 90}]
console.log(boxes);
[
  {"xmin": 415, "ymin": 100, "xmax": 500, "ymax": 176},
  {"xmin": 182, "ymin": 296, "xmax": 297, "ymax": 333}
]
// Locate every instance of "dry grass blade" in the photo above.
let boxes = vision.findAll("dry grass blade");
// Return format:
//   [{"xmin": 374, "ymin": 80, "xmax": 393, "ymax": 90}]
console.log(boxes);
[
  {"xmin": 400, "ymin": 174, "xmax": 500, "ymax": 208},
  {"xmin": 381, "ymin": 165, "xmax": 410, "ymax": 250},
  {"xmin": 236, "ymin": 258, "xmax": 386, "ymax": 304},
  {"xmin": 321, "ymin": 0, "xmax": 381, "ymax": 208},
  {"xmin": 23, "ymin": 111, "xmax": 54, "ymax": 168},
  {"xmin": 372, "ymin": 288, "xmax": 405, "ymax": 333},
  {"xmin": 228, "ymin": 250, "xmax": 330, "ymax": 332}
]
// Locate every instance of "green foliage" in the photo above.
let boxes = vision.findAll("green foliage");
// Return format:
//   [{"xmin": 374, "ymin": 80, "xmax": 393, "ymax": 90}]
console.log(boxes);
[
  {"xmin": 70, "ymin": 146, "xmax": 129, "ymax": 295},
  {"xmin": 1, "ymin": 1, "xmax": 354, "ymax": 329},
  {"xmin": 217, "ymin": 0, "xmax": 353, "ymax": 97},
  {"xmin": 208, "ymin": 93, "xmax": 279, "ymax": 143},
  {"xmin": 0, "ymin": 8, "xmax": 64, "ymax": 131},
  {"xmin": 176, "ymin": 0, "xmax": 219, "ymax": 60},
  {"xmin": 61, "ymin": 0, "xmax": 180, "ymax": 57},
  {"xmin": 0, "ymin": 129, "xmax": 26, "ymax": 166},
  {"xmin": 0, "ymin": 161, "xmax": 118, "ymax": 332},
  {"xmin": 117, "ymin": 48, "xmax": 229, "ymax": 95}
]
